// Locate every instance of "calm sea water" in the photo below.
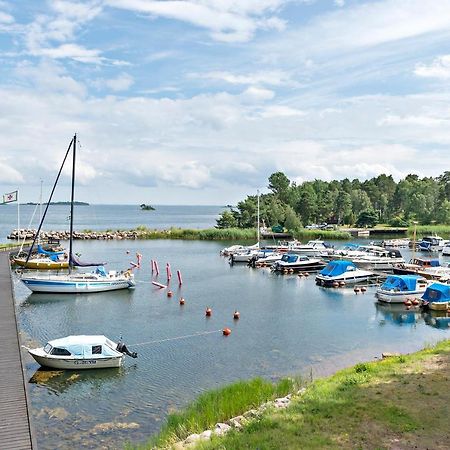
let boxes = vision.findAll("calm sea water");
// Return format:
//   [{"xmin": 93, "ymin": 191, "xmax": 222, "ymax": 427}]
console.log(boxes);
[{"xmin": 5, "ymin": 206, "xmax": 450, "ymax": 449}]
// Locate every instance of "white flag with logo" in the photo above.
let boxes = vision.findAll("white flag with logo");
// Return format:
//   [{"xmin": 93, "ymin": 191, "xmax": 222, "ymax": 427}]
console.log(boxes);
[{"xmin": 3, "ymin": 190, "xmax": 18, "ymax": 203}]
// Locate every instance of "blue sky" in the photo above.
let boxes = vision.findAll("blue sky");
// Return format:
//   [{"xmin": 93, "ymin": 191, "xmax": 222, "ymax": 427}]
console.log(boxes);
[{"xmin": 1, "ymin": 0, "xmax": 450, "ymax": 204}]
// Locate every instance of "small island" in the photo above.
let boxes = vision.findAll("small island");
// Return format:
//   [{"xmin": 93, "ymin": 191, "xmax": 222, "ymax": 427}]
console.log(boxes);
[{"xmin": 140, "ymin": 204, "xmax": 155, "ymax": 211}]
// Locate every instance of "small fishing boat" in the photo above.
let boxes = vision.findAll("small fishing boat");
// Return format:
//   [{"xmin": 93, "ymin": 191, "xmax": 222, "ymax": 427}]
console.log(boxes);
[
  {"xmin": 26, "ymin": 335, "xmax": 137, "ymax": 370},
  {"xmin": 418, "ymin": 235, "xmax": 446, "ymax": 252},
  {"xmin": 376, "ymin": 275, "xmax": 429, "ymax": 303},
  {"xmin": 271, "ymin": 254, "xmax": 326, "ymax": 273},
  {"xmin": 315, "ymin": 260, "xmax": 375, "ymax": 287},
  {"xmin": 420, "ymin": 283, "xmax": 450, "ymax": 311}
]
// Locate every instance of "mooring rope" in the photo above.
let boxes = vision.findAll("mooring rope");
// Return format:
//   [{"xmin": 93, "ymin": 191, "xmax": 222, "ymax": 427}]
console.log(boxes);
[{"xmin": 131, "ymin": 329, "xmax": 223, "ymax": 347}]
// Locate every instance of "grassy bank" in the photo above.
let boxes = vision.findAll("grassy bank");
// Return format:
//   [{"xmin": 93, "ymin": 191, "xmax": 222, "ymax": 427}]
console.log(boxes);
[
  {"xmin": 407, "ymin": 224, "xmax": 450, "ymax": 238},
  {"xmin": 129, "ymin": 377, "xmax": 301, "ymax": 449},
  {"xmin": 133, "ymin": 227, "xmax": 257, "ymax": 241},
  {"xmin": 194, "ymin": 340, "xmax": 450, "ymax": 449}
]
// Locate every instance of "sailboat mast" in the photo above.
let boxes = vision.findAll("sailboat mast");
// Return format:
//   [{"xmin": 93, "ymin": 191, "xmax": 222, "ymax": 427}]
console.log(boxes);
[
  {"xmin": 68, "ymin": 133, "xmax": 76, "ymax": 274},
  {"xmin": 257, "ymin": 189, "xmax": 260, "ymax": 246}
]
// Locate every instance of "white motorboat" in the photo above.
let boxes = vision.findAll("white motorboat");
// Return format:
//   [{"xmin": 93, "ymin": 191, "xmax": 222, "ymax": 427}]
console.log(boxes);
[
  {"xmin": 376, "ymin": 275, "xmax": 429, "ymax": 303},
  {"xmin": 442, "ymin": 243, "xmax": 450, "ymax": 256},
  {"xmin": 230, "ymin": 248, "xmax": 260, "ymax": 263},
  {"xmin": 352, "ymin": 249, "xmax": 404, "ymax": 270},
  {"xmin": 271, "ymin": 254, "xmax": 326, "ymax": 273},
  {"xmin": 26, "ymin": 335, "xmax": 137, "ymax": 370},
  {"xmin": 220, "ymin": 243, "xmax": 259, "ymax": 256},
  {"xmin": 249, "ymin": 250, "xmax": 284, "ymax": 267},
  {"xmin": 382, "ymin": 238, "xmax": 411, "ymax": 248},
  {"xmin": 315, "ymin": 260, "xmax": 375, "ymax": 287},
  {"xmin": 288, "ymin": 239, "xmax": 333, "ymax": 256}
]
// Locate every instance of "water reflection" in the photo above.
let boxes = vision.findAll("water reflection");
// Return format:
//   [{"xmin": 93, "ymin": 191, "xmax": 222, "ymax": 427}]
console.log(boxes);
[{"xmin": 375, "ymin": 302, "xmax": 422, "ymax": 326}]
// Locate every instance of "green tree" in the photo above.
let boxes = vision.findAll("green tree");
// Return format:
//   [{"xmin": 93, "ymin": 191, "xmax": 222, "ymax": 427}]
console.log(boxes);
[
  {"xmin": 215, "ymin": 210, "xmax": 238, "ymax": 229},
  {"xmin": 356, "ymin": 210, "xmax": 379, "ymax": 227},
  {"xmin": 283, "ymin": 205, "xmax": 302, "ymax": 230},
  {"xmin": 335, "ymin": 191, "xmax": 352, "ymax": 225},
  {"xmin": 268, "ymin": 172, "xmax": 291, "ymax": 203}
]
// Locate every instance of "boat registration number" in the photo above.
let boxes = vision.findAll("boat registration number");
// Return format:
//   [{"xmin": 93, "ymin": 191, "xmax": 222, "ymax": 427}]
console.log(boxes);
[{"xmin": 74, "ymin": 360, "xmax": 97, "ymax": 365}]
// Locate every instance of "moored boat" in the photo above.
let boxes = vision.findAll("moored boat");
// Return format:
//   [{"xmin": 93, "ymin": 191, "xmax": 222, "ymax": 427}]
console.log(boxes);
[
  {"xmin": 315, "ymin": 260, "xmax": 375, "ymax": 287},
  {"xmin": 420, "ymin": 282, "xmax": 450, "ymax": 311},
  {"xmin": 26, "ymin": 335, "xmax": 137, "ymax": 369},
  {"xmin": 376, "ymin": 275, "xmax": 428, "ymax": 303},
  {"xmin": 287, "ymin": 239, "xmax": 333, "ymax": 256},
  {"xmin": 418, "ymin": 235, "xmax": 446, "ymax": 252},
  {"xmin": 271, "ymin": 254, "xmax": 326, "ymax": 273}
]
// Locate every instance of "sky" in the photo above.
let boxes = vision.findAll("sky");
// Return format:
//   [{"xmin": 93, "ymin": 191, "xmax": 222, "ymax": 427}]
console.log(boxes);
[{"xmin": 1, "ymin": 0, "xmax": 450, "ymax": 205}]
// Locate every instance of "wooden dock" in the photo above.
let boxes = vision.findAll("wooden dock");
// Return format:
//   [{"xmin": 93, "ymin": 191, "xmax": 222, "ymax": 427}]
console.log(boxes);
[{"xmin": 0, "ymin": 252, "xmax": 35, "ymax": 449}]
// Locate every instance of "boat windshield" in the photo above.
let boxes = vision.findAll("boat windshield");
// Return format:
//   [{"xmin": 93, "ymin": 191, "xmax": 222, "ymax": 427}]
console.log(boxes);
[{"xmin": 44, "ymin": 343, "xmax": 52, "ymax": 354}]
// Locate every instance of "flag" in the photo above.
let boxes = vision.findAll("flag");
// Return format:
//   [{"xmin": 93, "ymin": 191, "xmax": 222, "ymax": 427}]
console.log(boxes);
[{"xmin": 3, "ymin": 190, "xmax": 18, "ymax": 203}]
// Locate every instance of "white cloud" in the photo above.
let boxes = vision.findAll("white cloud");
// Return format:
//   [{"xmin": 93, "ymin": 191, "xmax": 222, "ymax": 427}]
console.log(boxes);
[
  {"xmin": 259, "ymin": 105, "xmax": 305, "ymax": 118},
  {"xmin": 0, "ymin": 11, "xmax": 13, "ymax": 24},
  {"xmin": 105, "ymin": 73, "xmax": 134, "ymax": 92},
  {"xmin": 334, "ymin": 0, "xmax": 345, "ymax": 7},
  {"xmin": 35, "ymin": 43, "xmax": 103, "ymax": 64},
  {"xmin": 378, "ymin": 114, "xmax": 448, "ymax": 127},
  {"xmin": 242, "ymin": 86, "xmax": 275, "ymax": 101},
  {"xmin": 415, "ymin": 55, "xmax": 450, "ymax": 79},
  {"xmin": 106, "ymin": 0, "xmax": 288, "ymax": 42},
  {"xmin": 194, "ymin": 70, "xmax": 293, "ymax": 86},
  {"xmin": 0, "ymin": 161, "xmax": 24, "ymax": 183}
]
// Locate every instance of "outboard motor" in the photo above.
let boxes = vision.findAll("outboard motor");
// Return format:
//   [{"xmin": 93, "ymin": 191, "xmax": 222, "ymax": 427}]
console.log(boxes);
[
  {"xmin": 248, "ymin": 255, "xmax": 257, "ymax": 268},
  {"xmin": 116, "ymin": 342, "xmax": 138, "ymax": 358}
]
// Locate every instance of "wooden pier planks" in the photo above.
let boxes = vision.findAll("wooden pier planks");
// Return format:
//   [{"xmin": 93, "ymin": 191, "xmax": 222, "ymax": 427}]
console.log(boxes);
[{"xmin": 0, "ymin": 252, "xmax": 34, "ymax": 449}]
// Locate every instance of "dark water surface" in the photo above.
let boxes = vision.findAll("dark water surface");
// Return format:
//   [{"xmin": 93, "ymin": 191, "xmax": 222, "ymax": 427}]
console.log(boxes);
[{"xmin": 12, "ymin": 239, "xmax": 449, "ymax": 449}]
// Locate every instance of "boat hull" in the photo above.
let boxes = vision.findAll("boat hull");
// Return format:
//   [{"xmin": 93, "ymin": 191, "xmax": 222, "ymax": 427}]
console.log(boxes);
[
  {"xmin": 29, "ymin": 351, "xmax": 123, "ymax": 369},
  {"xmin": 13, "ymin": 258, "xmax": 69, "ymax": 270},
  {"xmin": 316, "ymin": 273, "xmax": 374, "ymax": 287},
  {"xmin": 376, "ymin": 290, "xmax": 425, "ymax": 303},
  {"xmin": 21, "ymin": 278, "xmax": 134, "ymax": 293},
  {"xmin": 429, "ymin": 302, "xmax": 449, "ymax": 311},
  {"xmin": 273, "ymin": 262, "xmax": 326, "ymax": 273}
]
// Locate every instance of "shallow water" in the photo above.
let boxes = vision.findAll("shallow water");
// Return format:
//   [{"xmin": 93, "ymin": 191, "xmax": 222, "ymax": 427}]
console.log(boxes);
[{"xmin": 12, "ymin": 239, "xmax": 450, "ymax": 449}]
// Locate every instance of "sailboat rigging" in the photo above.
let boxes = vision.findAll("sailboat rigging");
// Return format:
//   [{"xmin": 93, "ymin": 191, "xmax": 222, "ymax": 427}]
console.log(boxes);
[{"xmin": 20, "ymin": 134, "xmax": 135, "ymax": 293}]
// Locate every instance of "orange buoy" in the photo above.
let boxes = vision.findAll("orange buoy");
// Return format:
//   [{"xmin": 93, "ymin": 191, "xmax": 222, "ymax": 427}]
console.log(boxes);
[
  {"xmin": 354, "ymin": 287, "xmax": 360, "ymax": 294},
  {"xmin": 223, "ymin": 328, "xmax": 231, "ymax": 336},
  {"xmin": 233, "ymin": 310, "xmax": 240, "ymax": 320},
  {"xmin": 179, "ymin": 297, "xmax": 185, "ymax": 305},
  {"xmin": 205, "ymin": 307, "xmax": 212, "ymax": 317},
  {"xmin": 412, "ymin": 299, "xmax": 420, "ymax": 306},
  {"xmin": 404, "ymin": 299, "xmax": 412, "ymax": 306},
  {"xmin": 167, "ymin": 290, "xmax": 173, "ymax": 298}
]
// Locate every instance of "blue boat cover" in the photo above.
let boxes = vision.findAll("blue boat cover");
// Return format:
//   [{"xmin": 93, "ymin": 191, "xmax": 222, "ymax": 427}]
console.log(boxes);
[
  {"xmin": 37, "ymin": 244, "xmax": 65, "ymax": 256},
  {"xmin": 422, "ymin": 283, "xmax": 450, "ymax": 303},
  {"xmin": 320, "ymin": 260, "xmax": 356, "ymax": 276},
  {"xmin": 96, "ymin": 266, "xmax": 107, "ymax": 277},
  {"xmin": 281, "ymin": 254, "xmax": 298, "ymax": 263},
  {"xmin": 381, "ymin": 275, "xmax": 420, "ymax": 292}
]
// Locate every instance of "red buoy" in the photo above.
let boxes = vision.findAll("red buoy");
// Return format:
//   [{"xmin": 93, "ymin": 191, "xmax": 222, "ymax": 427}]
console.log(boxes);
[
  {"xmin": 167, "ymin": 290, "xmax": 173, "ymax": 298},
  {"xmin": 179, "ymin": 297, "xmax": 185, "ymax": 305},
  {"xmin": 205, "ymin": 307, "xmax": 212, "ymax": 317},
  {"xmin": 233, "ymin": 310, "xmax": 240, "ymax": 320},
  {"xmin": 412, "ymin": 299, "xmax": 420, "ymax": 306},
  {"xmin": 223, "ymin": 328, "xmax": 231, "ymax": 336},
  {"xmin": 404, "ymin": 299, "xmax": 412, "ymax": 306}
]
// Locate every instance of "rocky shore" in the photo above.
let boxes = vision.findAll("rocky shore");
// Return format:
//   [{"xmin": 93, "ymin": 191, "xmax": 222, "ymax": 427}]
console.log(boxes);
[{"xmin": 7, "ymin": 229, "xmax": 139, "ymax": 241}]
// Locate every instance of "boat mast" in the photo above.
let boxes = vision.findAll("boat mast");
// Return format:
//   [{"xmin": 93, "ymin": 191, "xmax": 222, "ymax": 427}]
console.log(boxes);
[
  {"xmin": 257, "ymin": 189, "xmax": 260, "ymax": 247},
  {"xmin": 68, "ymin": 133, "xmax": 76, "ymax": 274}
]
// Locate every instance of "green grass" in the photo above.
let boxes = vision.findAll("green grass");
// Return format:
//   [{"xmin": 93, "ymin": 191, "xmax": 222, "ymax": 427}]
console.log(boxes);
[
  {"xmin": 407, "ymin": 224, "xmax": 450, "ymax": 238},
  {"xmin": 292, "ymin": 228, "xmax": 352, "ymax": 240},
  {"xmin": 0, "ymin": 241, "xmax": 30, "ymax": 251},
  {"xmin": 194, "ymin": 340, "xmax": 450, "ymax": 450},
  {"xmin": 133, "ymin": 227, "xmax": 257, "ymax": 241},
  {"xmin": 128, "ymin": 377, "xmax": 301, "ymax": 449}
]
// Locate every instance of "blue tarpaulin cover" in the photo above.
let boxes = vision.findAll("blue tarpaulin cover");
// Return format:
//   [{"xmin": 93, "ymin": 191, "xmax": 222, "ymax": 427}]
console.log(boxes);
[
  {"xmin": 421, "ymin": 283, "xmax": 450, "ymax": 303},
  {"xmin": 320, "ymin": 260, "xmax": 356, "ymax": 276},
  {"xmin": 381, "ymin": 275, "xmax": 420, "ymax": 292},
  {"xmin": 281, "ymin": 254, "xmax": 298, "ymax": 263},
  {"xmin": 37, "ymin": 244, "xmax": 65, "ymax": 256}
]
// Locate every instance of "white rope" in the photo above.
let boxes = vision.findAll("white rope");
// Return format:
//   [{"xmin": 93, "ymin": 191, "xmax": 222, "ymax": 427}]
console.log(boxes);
[{"xmin": 131, "ymin": 329, "xmax": 223, "ymax": 347}]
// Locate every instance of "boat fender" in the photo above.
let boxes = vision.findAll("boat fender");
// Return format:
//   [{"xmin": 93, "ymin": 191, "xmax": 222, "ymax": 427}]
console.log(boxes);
[{"xmin": 116, "ymin": 342, "xmax": 138, "ymax": 358}]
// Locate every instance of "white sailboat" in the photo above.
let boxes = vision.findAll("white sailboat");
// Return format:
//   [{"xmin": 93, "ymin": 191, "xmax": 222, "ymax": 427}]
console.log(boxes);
[{"xmin": 20, "ymin": 134, "xmax": 135, "ymax": 294}]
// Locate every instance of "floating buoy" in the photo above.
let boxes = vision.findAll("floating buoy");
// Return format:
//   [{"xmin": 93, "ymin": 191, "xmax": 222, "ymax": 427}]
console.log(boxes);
[
  {"xmin": 289, "ymin": 268, "xmax": 294, "ymax": 273},
  {"xmin": 404, "ymin": 299, "xmax": 412, "ymax": 306},
  {"xmin": 332, "ymin": 281, "xmax": 339, "ymax": 288},
  {"xmin": 284, "ymin": 269, "xmax": 289, "ymax": 274},
  {"xmin": 179, "ymin": 297, "xmax": 185, "ymax": 305},
  {"xmin": 406, "ymin": 305, "xmax": 411, "ymax": 310},
  {"xmin": 205, "ymin": 307, "xmax": 212, "ymax": 317},
  {"xmin": 339, "ymin": 281, "xmax": 346, "ymax": 287},
  {"xmin": 412, "ymin": 299, "xmax": 420, "ymax": 306},
  {"xmin": 223, "ymin": 328, "xmax": 231, "ymax": 336},
  {"xmin": 361, "ymin": 286, "xmax": 367, "ymax": 293},
  {"xmin": 126, "ymin": 250, "xmax": 130, "ymax": 254},
  {"xmin": 233, "ymin": 310, "xmax": 240, "ymax": 320},
  {"xmin": 167, "ymin": 290, "xmax": 173, "ymax": 298},
  {"xmin": 304, "ymin": 272, "xmax": 309, "ymax": 277},
  {"xmin": 354, "ymin": 287, "xmax": 360, "ymax": 294},
  {"xmin": 298, "ymin": 272, "xmax": 304, "ymax": 277}
]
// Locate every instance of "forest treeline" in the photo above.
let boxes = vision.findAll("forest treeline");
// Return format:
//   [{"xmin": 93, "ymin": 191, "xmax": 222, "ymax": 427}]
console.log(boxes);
[{"xmin": 216, "ymin": 172, "xmax": 450, "ymax": 230}]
